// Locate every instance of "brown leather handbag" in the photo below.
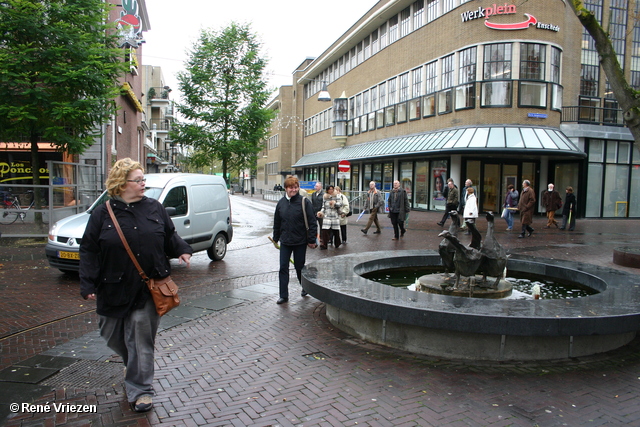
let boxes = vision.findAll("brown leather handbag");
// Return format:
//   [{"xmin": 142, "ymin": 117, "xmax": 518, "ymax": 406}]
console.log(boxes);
[{"xmin": 106, "ymin": 201, "xmax": 179, "ymax": 316}]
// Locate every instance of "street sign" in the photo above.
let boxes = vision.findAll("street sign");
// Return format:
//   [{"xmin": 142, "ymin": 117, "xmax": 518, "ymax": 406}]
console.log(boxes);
[{"xmin": 338, "ymin": 160, "xmax": 351, "ymax": 172}]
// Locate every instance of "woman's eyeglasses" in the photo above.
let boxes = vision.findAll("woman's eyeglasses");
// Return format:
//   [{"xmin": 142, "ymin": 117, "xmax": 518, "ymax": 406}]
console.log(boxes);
[{"xmin": 127, "ymin": 179, "xmax": 147, "ymax": 185}]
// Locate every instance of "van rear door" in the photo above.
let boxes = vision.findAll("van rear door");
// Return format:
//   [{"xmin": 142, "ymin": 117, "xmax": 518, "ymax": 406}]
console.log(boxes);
[
  {"xmin": 189, "ymin": 183, "xmax": 227, "ymax": 251},
  {"xmin": 161, "ymin": 185, "xmax": 193, "ymax": 244}
]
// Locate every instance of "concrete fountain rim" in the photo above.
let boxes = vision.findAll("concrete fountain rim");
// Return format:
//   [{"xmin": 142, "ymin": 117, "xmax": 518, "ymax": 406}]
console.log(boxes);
[{"xmin": 301, "ymin": 250, "xmax": 640, "ymax": 338}]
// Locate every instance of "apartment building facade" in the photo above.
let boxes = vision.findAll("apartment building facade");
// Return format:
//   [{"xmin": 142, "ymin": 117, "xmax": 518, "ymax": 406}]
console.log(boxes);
[{"xmin": 258, "ymin": 0, "xmax": 639, "ymax": 219}]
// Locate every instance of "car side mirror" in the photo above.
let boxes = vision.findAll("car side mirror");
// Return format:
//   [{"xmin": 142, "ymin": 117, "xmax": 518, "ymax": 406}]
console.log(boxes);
[{"xmin": 165, "ymin": 206, "xmax": 177, "ymax": 217}]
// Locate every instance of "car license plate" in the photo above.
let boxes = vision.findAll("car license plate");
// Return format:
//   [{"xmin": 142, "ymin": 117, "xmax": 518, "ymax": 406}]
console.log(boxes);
[{"xmin": 58, "ymin": 251, "xmax": 80, "ymax": 260}]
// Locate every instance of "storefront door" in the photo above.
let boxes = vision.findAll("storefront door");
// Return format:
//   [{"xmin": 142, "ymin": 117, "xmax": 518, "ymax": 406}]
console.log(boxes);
[{"xmin": 482, "ymin": 163, "xmax": 518, "ymax": 213}]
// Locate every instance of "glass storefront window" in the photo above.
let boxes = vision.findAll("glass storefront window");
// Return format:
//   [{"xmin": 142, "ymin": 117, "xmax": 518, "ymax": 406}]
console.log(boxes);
[
  {"xmin": 430, "ymin": 160, "xmax": 448, "ymax": 211},
  {"xmin": 589, "ymin": 139, "xmax": 604, "ymax": 162},
  {"xmin": 351, "ymin": 164, "xmax": 359, "ymax": 191},
  {"xmin": 630, "ymin": 164, "xmax": 640, "ymax": 217},
  {"xmin": 400, "ymin": 161, "xmax": 413, "ymax": 205},
  {"xmin": 383, "ymin": 162, "xmax": 393, "ymax": 191},
  {"xmin": 586, "ymin": 163, "xmax": 603, "ymax": 217},
  {"xmin": 606, "ymin": 141, "xmax": 618, "ymax": 163},
  {"xmin": 604, "ymin": 164, "xmax": 629, "ymax": 217},
  {"xmin": 415, "ymin": 161, "xmax": 429, "ymax": 209}
]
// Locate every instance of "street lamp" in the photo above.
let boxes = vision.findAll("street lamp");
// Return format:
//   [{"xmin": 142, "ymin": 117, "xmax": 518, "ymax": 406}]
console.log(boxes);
[{"xmin": 318, "ymin": 82, "xmax": 331, "ymax": 102}]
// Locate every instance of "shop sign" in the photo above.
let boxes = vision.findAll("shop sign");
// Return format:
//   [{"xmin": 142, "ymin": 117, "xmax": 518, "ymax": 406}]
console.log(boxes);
[
  {"xmin": 0, "ymin": 162, "xmax": 49, "ymax": 183},
  {"xmin": 461, "ymin": 3, "xmax": 560, "ymax": 32}
]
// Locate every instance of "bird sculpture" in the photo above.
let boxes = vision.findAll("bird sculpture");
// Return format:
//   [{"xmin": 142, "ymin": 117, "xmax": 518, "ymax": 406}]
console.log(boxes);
[
  {"xmin": 438, "ymin": 211, "xmax": 460, "ymax": 280},
  {"xmin": 438, "ymin": 229, "xmax": 483, "ymax": 289},
  {"xmin": 479, "ymin": 212, "xmax": 508, "ymax": 289}
]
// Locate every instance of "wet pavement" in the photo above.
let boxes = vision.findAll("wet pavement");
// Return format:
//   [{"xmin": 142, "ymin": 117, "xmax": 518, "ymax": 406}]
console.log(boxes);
[{"xmin": 1, "ymin": 194, "xmax": 639, "ymax": 426}]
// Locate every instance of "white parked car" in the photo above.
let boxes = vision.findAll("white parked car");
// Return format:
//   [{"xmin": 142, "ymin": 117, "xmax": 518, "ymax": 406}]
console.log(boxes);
[{"xmin": 45, "ymin": 173, "xmax": 233, "ymax": 273}]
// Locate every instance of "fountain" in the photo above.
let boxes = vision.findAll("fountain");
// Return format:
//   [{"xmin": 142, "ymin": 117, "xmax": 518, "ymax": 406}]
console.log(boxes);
[{"xmin": 301, "ymin": 215, "xmax": 640, "ymax": 361}]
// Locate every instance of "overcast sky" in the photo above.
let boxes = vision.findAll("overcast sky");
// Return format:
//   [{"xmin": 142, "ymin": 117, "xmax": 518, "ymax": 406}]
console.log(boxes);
[{"xmin": 141, "ymin": 0, "xmax": 377, "ymax": 99}]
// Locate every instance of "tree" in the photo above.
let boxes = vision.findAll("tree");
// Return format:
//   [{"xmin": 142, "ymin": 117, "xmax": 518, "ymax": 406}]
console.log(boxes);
[
  {"xmin": 569, "ymin": 0, "xmax": 640, "ymax": 143},
  {"xmin": 0, "ymin": 0, "xmax": 127, "ymax": 227},
  {"xmin": 172, "ymin": 22, "xmax": 275, "ymax": 183}
]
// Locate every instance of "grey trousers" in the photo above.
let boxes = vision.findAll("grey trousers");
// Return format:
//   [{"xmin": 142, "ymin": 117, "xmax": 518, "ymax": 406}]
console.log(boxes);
[{"xmin": 99, "ymin": 298, "xmax": 159, "ymax": 402}]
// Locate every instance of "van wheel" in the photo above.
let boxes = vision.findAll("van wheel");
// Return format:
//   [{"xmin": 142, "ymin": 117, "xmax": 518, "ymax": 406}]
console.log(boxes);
[{"xmin": 207, "ymin": 233, "xmax": 227, "ymax": 261}]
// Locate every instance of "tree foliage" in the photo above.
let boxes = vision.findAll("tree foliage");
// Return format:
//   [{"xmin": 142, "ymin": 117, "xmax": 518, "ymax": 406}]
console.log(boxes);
[
  {"xmin": 0, "ymin": 0, "xmax": 127, "ymax": 152},
  {"xmin": 0, "ymin": 0, "xmax": 128, "ymax": 228},
  {"xmin": 569, "ymin": 0, "xmax": 640, "ymax": 143},
  {"xmin": 172, "ymin": 22, "xmax": 275, "ymax": 181}
]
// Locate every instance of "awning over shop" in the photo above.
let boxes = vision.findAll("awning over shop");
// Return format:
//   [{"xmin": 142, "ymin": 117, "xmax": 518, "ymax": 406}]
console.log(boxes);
[{"xmin": 293, "ymin": 125, "xmax": 585, "ymax": 167}]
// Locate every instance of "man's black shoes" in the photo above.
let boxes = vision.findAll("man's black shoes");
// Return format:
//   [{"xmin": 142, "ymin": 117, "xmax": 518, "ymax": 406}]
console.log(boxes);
[
  {"xmin": 301, "ymin": 290, "xmax": 308, "ymax": 297},
  {"xmin": 277, "ymin": 297, "xmax": 288, "ymax": 304}
]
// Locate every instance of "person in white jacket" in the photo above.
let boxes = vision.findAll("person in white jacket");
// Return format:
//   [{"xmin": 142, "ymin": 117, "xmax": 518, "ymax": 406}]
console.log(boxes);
[
  {"xmin": 335, "ymin": 186, "xmax": 350, "ymax": 244},
  {"xmin": 463, "ymin": 187, "xmax": 478, "ymax": 236}
]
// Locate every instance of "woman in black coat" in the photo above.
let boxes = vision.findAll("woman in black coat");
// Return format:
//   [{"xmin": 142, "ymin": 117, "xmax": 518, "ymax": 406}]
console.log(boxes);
[
  {"xmin": 560, "ymin": 186, "xmax": 577, "ymax": 231},
  {"xmin": 273, "ymin": 176, "xmax": 318, "ymax": 304},
  {"xmin": 80, "ymin": 158, "xmax": 192, "ymax": 413}
]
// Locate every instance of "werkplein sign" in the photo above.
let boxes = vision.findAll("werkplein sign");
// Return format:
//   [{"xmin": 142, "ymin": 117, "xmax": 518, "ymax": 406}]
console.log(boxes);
[{"xmin": 461, "ymin": 3, "xmax": 560, "ymax": 33}]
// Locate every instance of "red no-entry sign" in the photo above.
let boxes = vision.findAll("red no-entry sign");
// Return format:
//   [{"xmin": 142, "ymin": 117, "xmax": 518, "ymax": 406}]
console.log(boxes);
[{"xmin": 338, "ymin": 160, "xmax": 350, "ymax": 172}]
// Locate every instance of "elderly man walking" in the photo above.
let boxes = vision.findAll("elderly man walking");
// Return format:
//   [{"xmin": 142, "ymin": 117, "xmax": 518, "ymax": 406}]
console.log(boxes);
[
  {"xmin": 361, "ymin": 181, "xmax": 384, "ymax": 235},
  {"xmin": 542, "ymin": 183, "xmax": 562, "ymax": 228},
  {"xmin": 517, "ymin": 180, "xmax": 536, "ymax": 238}
]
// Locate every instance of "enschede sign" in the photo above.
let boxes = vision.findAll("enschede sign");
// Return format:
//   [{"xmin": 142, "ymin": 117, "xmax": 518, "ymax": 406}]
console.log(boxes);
[{"xmin": 461, "ymin": 3, "xmax": 560, "ymax": 32}]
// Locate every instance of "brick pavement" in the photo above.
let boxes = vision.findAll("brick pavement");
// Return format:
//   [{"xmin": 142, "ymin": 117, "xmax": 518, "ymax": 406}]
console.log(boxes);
[{"xmin": 1, "ymin": 201, "xmax": 640, "ymax": 426}]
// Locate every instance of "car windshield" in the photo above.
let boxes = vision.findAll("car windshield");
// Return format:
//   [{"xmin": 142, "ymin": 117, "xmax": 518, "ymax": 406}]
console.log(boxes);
[{"xmin": 87, "ymin": 186, "xmax": 163, "ymax": 212}]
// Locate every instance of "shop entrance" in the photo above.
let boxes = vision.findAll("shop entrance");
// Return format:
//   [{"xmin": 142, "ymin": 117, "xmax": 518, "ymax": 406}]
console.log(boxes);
[{"xmin": 482, "ymin": 163, "xmax": 519, "ymax": 213}]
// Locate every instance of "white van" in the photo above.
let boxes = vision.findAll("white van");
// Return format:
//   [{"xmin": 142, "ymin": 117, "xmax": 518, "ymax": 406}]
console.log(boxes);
[{"xmin": 45, "ymin": 173, "xmax": 233, "ymax": 273}]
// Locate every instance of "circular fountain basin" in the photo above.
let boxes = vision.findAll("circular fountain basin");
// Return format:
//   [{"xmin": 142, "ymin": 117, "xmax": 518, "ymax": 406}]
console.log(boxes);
[{"xmin": 301, "ymin": 250, "xmax": 640, "ymax": 361}]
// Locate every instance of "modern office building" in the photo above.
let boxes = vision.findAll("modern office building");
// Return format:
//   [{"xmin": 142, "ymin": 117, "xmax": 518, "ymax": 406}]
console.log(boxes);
[{"xmin": 258, "ymin": 0, "xmax": 640, "ymax": 219}]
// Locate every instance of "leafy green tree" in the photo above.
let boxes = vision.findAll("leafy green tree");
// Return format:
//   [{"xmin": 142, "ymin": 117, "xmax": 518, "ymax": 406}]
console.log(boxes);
[
  {"xmin": 172, "ymin": 22, "xmax": 275, "ymax": 182},
  {"xmin": 0, "ymin": 0, "xmax": 127, "ymax": 227},
  {"xmin": 569, "ymin": 1, "xmax": 640, "ymax": 143}
]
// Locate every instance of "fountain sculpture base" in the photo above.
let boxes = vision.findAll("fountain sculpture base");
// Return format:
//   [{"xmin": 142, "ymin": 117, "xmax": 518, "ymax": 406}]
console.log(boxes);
[{"xmin": 417, "ymin": 274, "xmax": 512, "ymax": 298}]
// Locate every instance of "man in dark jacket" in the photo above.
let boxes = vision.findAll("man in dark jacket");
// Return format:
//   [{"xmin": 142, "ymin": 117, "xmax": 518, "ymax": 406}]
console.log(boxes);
[
  {"xmin": 542, "ymin": 183, "xmax": 562, "ymax": 228},
  {"xmin": 388, "ymin": 180, "xmax": 410, "ymax": 240},
  {"xmin": 311, "ymin": 181, "xmax": 324, "ymax": 243},
  {"xmin": 273, "ymin": 176, "xmax": 318, "ymax": 304},
  {"xmin": 437, "ymin": 178, "xmax": 458, "ymax": 227}
]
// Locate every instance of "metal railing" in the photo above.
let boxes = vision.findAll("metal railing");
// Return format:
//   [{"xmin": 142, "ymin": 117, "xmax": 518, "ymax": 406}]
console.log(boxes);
[
  {"xmin": 261, "ymin": 190, "xmax": 382, "ymax": 216},
  {"xmin": 561, "ymin": 106, "xmax": 625, "ymax": 126},
  {"xmin": 1, "ymin": 161, "xmax": 101, "ymax": 238}
]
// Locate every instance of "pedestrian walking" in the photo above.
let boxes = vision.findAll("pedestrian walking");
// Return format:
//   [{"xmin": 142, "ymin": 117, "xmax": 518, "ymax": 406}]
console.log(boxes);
[
  {"xmin": 502, "ymin": 184, "xmax": 519, "ymax": 230},
  {"xmin": 335, "ymin": 186, "xmax": 350, "ymax": 244},
  {"xmin": 542, "ymin": 183, "xmax": 562, "ymax": 228},
  {"xmin": 458, "ymin": 179, "xmax": 476, "ymax": 230},
  {"xmin": 318, "ymin": 185, "xmax": 342, "ymax": 249},
  {"xmin": 311, "ymin": 181, "xmax": 324, "ymax": 244},
  {"xmin": 361, "ymin": 181, "xmax": 384, "ymax": 235},
  {"xmin": 517, "ymin": 179, "xmax": 536, "ymax": 238},
  {"xmin": 80, "ymin": 158, "xmax": 193, "ymax": 413},
  {"xmin": 273, "ymin": 176, "xmax": 318, "ymax": 304},
  {"xmin": 388, "ymin": 180, "xmax": 410, "ymax": 240},
  {"xmin": 463, "ymin": 187, "xmax": 478, "ymax": 235},
  {"xmin": 560, "ymin": 186, "xmax": 577, "ymax": 231},
  {"xmin": 437, "ymin": 178, "xmax": 458, "ymax": 227}
]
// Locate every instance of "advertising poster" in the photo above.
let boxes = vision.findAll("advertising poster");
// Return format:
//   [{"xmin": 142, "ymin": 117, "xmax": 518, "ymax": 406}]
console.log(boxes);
[{"xmin": 432, "ymin": 167, "xmax": 447, "ymax": 201}]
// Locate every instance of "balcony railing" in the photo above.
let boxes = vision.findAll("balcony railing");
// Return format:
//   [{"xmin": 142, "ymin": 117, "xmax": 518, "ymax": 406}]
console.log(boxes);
[
  {"xmin": 149, "ymin": 119, "xmax": 172, "ymax": 131},
  {"xmin": 561, "ymin": 106, "xmax": 625, "ymax": 127}
]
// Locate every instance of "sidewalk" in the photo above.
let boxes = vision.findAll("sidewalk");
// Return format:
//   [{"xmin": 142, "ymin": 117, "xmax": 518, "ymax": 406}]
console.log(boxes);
[{"xmin": 1, "ymin": 203, "xmax": 639, "ymax": 426}]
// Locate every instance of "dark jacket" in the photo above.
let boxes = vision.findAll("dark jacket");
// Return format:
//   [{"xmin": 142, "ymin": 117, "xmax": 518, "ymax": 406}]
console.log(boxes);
[
  {"xmin": 446, "ymin": 186, "xmax": 459, "ymax": 211},
  {"xmin": 518, "ymin": 186, "xmax": 536, "ymax": 225},
  {"xmin": 273, "ymin": 193, "xmax": 318, "ymax": 246},
  {"xmin": 364, "ymin": 189, "xmax": 384, "ymax": 211},
  {"xmin": 311, "ymin": 190, "xmax": 324, "ymax": 213},
  {"xmin": 562, "ymin": 193, "xmax": 577, "ymax": 215},
  {"xmin": 505, "ymin": 190, "xmax": 519, "ymax": 208},
  {"xmin": 542, "ymin": 189, "xmax": 562, "ymax": 212},
  {"xmin": 388, "ymin": 188, "xmax": 410, "ymax": 218},
  {"xmin": 79, "ymin": 197, "xmax": 192, "ymax": 318}
]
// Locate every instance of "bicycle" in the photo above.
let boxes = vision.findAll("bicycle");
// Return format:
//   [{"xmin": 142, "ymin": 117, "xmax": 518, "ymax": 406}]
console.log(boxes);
[{"xmin": 1, "ymin": 190, "xmax": 35, "ymax": 225}]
